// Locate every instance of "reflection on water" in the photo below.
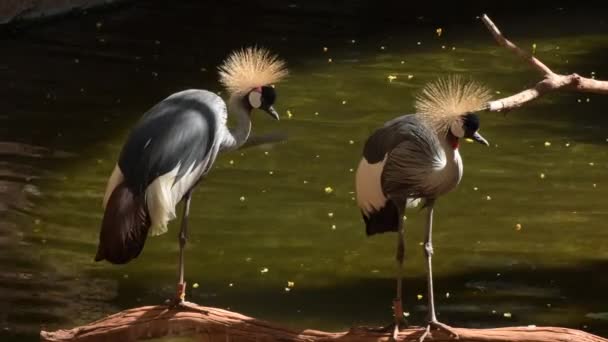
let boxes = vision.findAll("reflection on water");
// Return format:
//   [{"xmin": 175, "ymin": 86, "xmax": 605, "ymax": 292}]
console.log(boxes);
[{"xmin": 1, "ymin": 1, "xmax": 608, "ymax": 341}]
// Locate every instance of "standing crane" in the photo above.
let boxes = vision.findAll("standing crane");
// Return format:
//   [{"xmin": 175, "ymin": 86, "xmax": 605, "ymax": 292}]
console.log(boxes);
[
  {"xmin": 95, "ymin": 47, "xmax": 288, "ymax": 306},
  {"xmin": 355, "ymin": 76, "xmax": 491, "ymax": 341}
]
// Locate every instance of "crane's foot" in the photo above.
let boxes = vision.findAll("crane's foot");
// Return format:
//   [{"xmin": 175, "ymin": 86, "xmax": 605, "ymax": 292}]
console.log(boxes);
[
  {"xmin": 362, "ymin": 298, "xmax": 408, "ymax": 340},
  {"xmin": 418, "ymin": 320, "xmax": 459, "ymax": 342},
  {"xmin": 164, "ymin": 282, "xmax": 208, "ymax": 314}
]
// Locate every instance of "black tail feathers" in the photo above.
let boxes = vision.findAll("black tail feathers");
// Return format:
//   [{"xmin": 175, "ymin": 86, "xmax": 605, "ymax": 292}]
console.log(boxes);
[
  {"xmin": 95, "ymin": 182, "xmax": 150, "ymax": 264},
  {"xmin": 363, "ymin": 200, "xmax": 400, "ymax": 236}
]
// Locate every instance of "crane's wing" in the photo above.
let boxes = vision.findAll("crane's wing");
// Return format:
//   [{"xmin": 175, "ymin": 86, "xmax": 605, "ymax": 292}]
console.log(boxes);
[
  {"xmin": 355, "ymin": 114, "xmax": 445, "ymax": 235},
  {"xmin": 110, "ymin": 90, "xmax": 224, "ymax": 235},
  {"xmin": 380, "ymin": 115, "xmax": 447, "ymax": 199}
]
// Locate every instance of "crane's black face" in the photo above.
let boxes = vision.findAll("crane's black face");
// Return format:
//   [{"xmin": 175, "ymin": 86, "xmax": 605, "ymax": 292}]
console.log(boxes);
[
  {"xmin": 462, "ymin": 113, "xmax": 489, "ymax": 146},
  {"xmin": 247, "ymin": 86, "xmax": 279, "ymax": 120}
]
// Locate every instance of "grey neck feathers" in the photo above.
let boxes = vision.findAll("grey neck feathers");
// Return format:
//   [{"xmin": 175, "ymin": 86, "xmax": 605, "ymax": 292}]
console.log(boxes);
[{"xmin": 222, "ymin": 94, "xmax": 252, "ymax": 151}]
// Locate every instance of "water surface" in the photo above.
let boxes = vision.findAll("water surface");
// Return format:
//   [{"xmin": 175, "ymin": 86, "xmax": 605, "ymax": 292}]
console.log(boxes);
[{"xmin": 1, "ymin": 2, "xmax": 608, "ymax": 341}]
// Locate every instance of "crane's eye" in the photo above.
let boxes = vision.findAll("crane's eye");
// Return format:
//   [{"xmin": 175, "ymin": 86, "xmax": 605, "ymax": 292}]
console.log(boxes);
[{"xmin": 248, "ymin": 90, "xmax": 262, "ymax": 109}]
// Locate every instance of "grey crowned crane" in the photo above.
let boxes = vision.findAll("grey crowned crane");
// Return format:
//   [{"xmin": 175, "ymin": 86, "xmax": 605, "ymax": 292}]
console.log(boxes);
[
  {"xmin": 355, "ymin": 76, "xmax": 492, "ymax": 341},
  {"xmin": 95, "ymin": 47, "xmax": 288, "ymax": 305}
]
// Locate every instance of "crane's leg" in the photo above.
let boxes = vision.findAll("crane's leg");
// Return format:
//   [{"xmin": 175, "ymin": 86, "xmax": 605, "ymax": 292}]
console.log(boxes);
[
  {"xmin": 418, "ymin": 201, "xmax": 458, "ymax": 342},
  {"xmin": 391, "ymin": 205, "xmax": 406, "ymax": 340},
  {"xmin": 175, "ymin": 191, "xmax": 191, "ymax": 303},
  {"xmin": 166, "ymin": 192, "xmax": 208, "ymax": 314}
]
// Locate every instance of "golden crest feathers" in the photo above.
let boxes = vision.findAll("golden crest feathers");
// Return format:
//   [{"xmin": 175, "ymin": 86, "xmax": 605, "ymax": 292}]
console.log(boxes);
[
  {"xmin": 218, "ymin": 47, "xmax": 288, "ymax": 95},
  {"xmin": 415, "ymin": 75, "xmax": 492, "ymax": 135}
]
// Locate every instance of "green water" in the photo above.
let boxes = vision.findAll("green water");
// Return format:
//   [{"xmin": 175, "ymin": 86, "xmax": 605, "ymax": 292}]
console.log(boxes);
[{"xmin": 2, "ymin": 2, "xmax": 608, "ymax": 341}]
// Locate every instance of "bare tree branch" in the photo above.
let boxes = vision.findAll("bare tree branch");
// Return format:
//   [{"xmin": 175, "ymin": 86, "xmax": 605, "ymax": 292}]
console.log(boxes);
[{"xmin": 481, "ymin": 14, "xmax": 608, "ymax": 112}]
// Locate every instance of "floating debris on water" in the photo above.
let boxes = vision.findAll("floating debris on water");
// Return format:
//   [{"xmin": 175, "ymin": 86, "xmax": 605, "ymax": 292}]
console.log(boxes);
[
  {"xmin": 515, "ymin": 223, "xmax": 522, "ymax": 231},
  {"xmin": 245, "ymin": 257, "xmax": 252, "ymax": 262},
  {"xmin": 380, "ymin": 46, "xmax": 386, "ymax": 50},
  {"xmin": 465, "ymin": 138, "xmax": 474, "ymax": 143},
  {"xmin": 123, "ymin": 274, "xmax": 129, "ymax": 279},
  {"xmin": 286, "ymin": 109, "xmax": 293, "ymax": 119},
  {"xmin": 540, "ymin": 173, "xmax": 546, "ymax": 179},
  {"xmin": 349, "ymin": 140, "xmax": 355, "ymax": 145},
  {"xmin": 436, "ymin": 28, "xmax": 443, "ymax": 37},
  {"xmin": 486, "ymin": 195, "xmax": 492, "ymax": 201},
  {"xmin": 229, "ymin": 283, "xmax": 234, "ymax": 287},
  {"xmin": 341, "ymin": 100, "xmax": 347, "ymax": 105},
  {"xmin": 239, "ymin": 196, "xmax": 246, "ymax": 202},
  {"xmin": 404, "ymin": 312, "xmax": 410, "ymax": 317},
  {"xmin": 593, "ymin": 183, "xmax": 597, "ymax": 188},
  {"xmin": 387, "ymin": 75, "xmax": 397, "ymax": 82},
  {"xmin": 287, "ymin": 281, "xmax": 295, "ymax": 288},
  {"xmin": 351, "ymin": 39, "xmax": 356, "ymax": 44},
  {"xmin": 445, "ymin": 292, "xmax": 450, "ymax": 298},
  {"xmin": 331, "ymin": 224, "xmax": 337, "ymax": 230},
  {"xmin": 314, "ymin": 111, "xmax": 319, "ymax": 116},
  {"xmin": 402, "ymin": 215, "xmax": 407, "ymax": 221},
  {"xmin": 503, "ymin": 312, "xmax": 512, "ymax": 318},
  {"xmin": 303, "ymin": 180, "xmax": 308, "ymax": 184},
  {"xmin": 473, "ymin": 187, "xmax": 479, "ymax": 191},
  {"xmin": 544, "ymin": 141, "xmax": 551, "ymax": 147},
  {"xmin": 264, "ymin": 151, "xmax": 269, "ymax": 156},
  {"xmin": 96, "ymin": 21, "xmax": 103, "ymax": 29},
  {"xmin": 565, "ymin": 142, "xmax": 570, "ymax": 147},
  {"xmin": 229, "ymin": 160, "xmax": 234, "ymax": 165},
  {"xmin": 417, "ymin": 294, "xmax": 423, "ymax": 300},
  {"xmin": 323, "ymin": 47, "xmax": 328, "ymax": 52},
  {"xmin": 324, "ymin": 186, "xmax": 334, "ymax": 194},
  {"xmin": 407, "ymin": 74, "xmax": 414, "ymax": 80},
  {"xmin": 349, "ymin": 168, "xmax": 354, "ymax": 172},
  {"xmin": 532, "ymin": 43, "xmax": 537, "ymax": 54},
  {"xmin": 193, "ymin": 283, "xmax": 199, "ymax": 289},
  {"xmin": 328, "ymin": 58, "xmax": 333, "ymax": 63},
  {"xmin": 269, "ymin": 171, "xmax": 274, "ymax": 175},
  {"xmin": 284, "ymin": 287, "xmax": 291, "ymax": 292},
  {"xmin": 400, "ymin": 60, "xmax": 405, "ymax": 64},
  {"xmin": 328, "ymin": 212, "xmax": 334, "ymax": 218},
  {"xmin": 589, "ymin": 162, "xmax": 595, "ymax": 166},
  {"xmin": 261, "ymin": 267, "xmax": 269, "ymax": 274}
]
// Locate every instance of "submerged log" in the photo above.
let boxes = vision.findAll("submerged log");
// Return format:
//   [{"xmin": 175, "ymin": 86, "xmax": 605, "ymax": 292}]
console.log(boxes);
[{"xmin": 40, "ymin": 303, "xmax": 608, "ymax": 342}]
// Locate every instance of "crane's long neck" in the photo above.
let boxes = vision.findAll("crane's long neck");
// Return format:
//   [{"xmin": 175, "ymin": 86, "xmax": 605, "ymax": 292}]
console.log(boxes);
[{"xmin": 223, "ymin": 94, "xmax": 252, "ymax": 151}]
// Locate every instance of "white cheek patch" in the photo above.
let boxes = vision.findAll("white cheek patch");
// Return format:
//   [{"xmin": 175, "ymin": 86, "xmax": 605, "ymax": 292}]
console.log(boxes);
[
  {"xmin": 248, "ymin": 91, "xmax": 262, "ymax": 109},
  {"xmin": 450, "ymin": 120, "xmax": 465, "ymax": 138}
]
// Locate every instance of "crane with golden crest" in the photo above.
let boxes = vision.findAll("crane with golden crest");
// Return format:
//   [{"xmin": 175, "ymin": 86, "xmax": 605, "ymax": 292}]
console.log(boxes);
[
  {"xmin": 355, "ymin": 76, "xmax": 492, "ymax": 341},
  {"xmin": 95, "ymin": 47, "xmax": 288, "ymax": 306}
]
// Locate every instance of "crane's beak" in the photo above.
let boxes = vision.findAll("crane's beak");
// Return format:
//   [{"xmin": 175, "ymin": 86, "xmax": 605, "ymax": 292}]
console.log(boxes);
[
  {"xmin": 472, "ymin": 132, "xmax": 490, "ymax": 146},
  {"xmin": 263, "ymin": 106, "xmax": 280, "ymax": 121}
]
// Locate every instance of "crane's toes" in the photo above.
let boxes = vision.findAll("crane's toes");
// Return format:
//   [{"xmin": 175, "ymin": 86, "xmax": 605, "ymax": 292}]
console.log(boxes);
[
  {"xmin": 175, "ymin": 300, "xmax": 209, "ymax": 314},
  {"xmin": 418, "ymin": 321, "xmax": 459, "ymax": 342}
]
